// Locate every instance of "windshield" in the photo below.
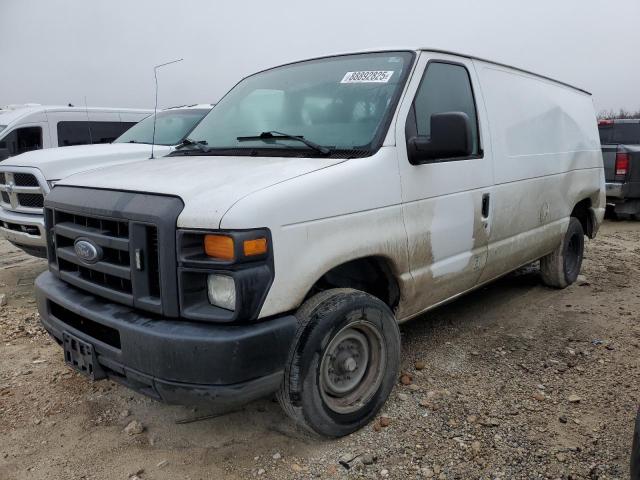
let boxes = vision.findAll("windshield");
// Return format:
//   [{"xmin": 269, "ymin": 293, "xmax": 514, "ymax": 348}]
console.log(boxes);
[
  {"xmin": 115, "ymin": 109, "xmax": 209, "ymax": 146},
  {"xmin": 182, "ymin": 51, "xmax": 414, "ymax": 156},
  {"xmin": 599, "ymin": 122, "xmax": 640, "ymax": 145}
]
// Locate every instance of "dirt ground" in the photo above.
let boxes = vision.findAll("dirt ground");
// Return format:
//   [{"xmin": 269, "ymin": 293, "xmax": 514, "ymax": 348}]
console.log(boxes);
[{"xmin": 1, "ymin": 220, "xmax": 639, "ymax": 480}]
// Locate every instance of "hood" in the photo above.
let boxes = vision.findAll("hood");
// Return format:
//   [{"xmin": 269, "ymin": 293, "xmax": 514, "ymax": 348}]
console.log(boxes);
[
  {"xmin": 1, "ymin": 143, "xmax": 172, "ymax": 180},
  {"xmin": 59, "ymin": 154, "xmax": 346, "ymax": 227}
]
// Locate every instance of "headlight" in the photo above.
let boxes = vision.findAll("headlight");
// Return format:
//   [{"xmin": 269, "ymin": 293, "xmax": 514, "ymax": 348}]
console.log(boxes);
[
  {"xmin": 178, "ymin": 228, "xmax": 272, "ymax": 323},
  {"xmin": 47, "ymin": 180, "xmax": 60, "ymax": 189},
  {"xmin": 207, "ymin": 274, "xmax": 236, "ymax": 311}
]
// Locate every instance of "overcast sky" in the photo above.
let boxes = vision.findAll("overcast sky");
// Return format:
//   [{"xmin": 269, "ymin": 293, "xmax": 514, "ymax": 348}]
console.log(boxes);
[{"xmin": 1, "ymin": 0, "xmax": 638, "ymax": 114}]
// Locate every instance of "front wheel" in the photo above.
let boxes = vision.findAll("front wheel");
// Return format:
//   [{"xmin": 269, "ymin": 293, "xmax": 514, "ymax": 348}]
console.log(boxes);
[
  {"xmin": 277, "ymin": 289, "xmax": 401, "ymax": 437},
  {"xmin": 540, "ymin": 217, "xmax": 584, "ymax": 288}
]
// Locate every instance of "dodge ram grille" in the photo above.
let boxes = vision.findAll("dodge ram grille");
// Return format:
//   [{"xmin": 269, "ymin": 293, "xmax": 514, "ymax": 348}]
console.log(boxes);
[{"xmin": 0, "ymin": 170, "xmax": 46, "ymax": 213}]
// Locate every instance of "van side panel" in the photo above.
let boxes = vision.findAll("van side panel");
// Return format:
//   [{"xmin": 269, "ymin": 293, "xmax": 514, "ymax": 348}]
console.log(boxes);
[
  {"xmin": 42, "ymin": 110, "xmax": 54, "ymax": 148},
  {"xmin": 474, "ymin": 61, "xmax": 604, "ymax": 283}
]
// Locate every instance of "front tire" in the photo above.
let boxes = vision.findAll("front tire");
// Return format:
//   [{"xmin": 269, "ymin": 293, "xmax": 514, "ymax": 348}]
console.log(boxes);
[
  {"xmin": 277, "ymin": 289, "xmax": 401, "ymax": 437},
  {"xmin": 540, "ymin": 217, "xmax": 584, "ymax": 288}
]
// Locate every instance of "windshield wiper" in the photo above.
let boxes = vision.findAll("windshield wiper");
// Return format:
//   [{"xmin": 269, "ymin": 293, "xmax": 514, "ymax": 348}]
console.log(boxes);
[
  {"xmin": 174, "ymin": 138, "xmax": 210, "ymax": 152},
  {"xmin": 237, "ymin": 131, "xmax": 331, "ymax": 155}
]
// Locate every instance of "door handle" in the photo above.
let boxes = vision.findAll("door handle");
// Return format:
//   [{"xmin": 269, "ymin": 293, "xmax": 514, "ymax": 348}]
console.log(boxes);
[{"xmin": 481, "ymin": 193, "xmax": 490, "ymax": 219}]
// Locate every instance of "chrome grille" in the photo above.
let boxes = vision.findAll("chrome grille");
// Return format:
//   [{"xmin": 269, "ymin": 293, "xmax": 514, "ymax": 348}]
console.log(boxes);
[{"xmin": 0, "ymin": 169, "xmax": 46, "ymax": 213}]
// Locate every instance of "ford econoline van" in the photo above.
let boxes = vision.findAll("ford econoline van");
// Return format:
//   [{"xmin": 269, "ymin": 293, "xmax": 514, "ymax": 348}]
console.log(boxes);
[{"xmin": 35, "ymin": 49, "xmax": 604, "ymax": 437}]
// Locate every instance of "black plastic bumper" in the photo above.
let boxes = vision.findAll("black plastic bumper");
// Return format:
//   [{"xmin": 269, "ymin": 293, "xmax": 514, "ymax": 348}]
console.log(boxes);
[{"xmin": 35, "ymin": 271, "xmax": 298, "ymax": 406}]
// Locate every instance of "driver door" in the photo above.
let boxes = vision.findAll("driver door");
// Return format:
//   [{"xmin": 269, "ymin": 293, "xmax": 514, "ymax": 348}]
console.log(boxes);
[{"xmin": 395, "ymin": 53, "xmax": 494, "ymax": 319}]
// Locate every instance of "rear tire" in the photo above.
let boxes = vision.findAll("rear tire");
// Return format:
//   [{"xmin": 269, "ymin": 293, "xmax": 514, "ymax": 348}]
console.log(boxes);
[
  {"xmin": 540, "ymin": 217, "xmax": 584, "ymax": 288},
  {"xmin": 277, "ymin": 288, "xmax": 401, "ymax": 437}
]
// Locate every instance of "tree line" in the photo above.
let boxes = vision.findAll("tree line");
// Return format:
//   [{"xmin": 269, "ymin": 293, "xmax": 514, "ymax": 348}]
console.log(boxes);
[{"xmin": 598, "ymin": 108, "xmax": 640, "ymax": 120}]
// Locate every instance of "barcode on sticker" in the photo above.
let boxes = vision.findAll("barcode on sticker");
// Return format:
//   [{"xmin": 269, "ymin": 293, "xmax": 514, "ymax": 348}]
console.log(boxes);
[{"xmin": 340, "ymin": 71, "xmax": 394, "ymax": 83}]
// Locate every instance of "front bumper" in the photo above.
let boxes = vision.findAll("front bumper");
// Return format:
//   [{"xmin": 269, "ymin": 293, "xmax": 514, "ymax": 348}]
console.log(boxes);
[
  {"xmin": 36, "ymin": 271, "xmax": 298, "ymax": 406},
  {"xmin": 0, "ymin": 207, "xmax": 47, "ymax": 254}
]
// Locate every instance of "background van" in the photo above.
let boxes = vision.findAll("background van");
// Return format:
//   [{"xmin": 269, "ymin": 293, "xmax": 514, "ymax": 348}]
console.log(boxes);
[
  {"xmin": 0, "ymin": 104, "xmax": 212, "ymax": 257},
  {"xmin": 0, "ymin": 104, "xmax": 152, "ymax": 160}
]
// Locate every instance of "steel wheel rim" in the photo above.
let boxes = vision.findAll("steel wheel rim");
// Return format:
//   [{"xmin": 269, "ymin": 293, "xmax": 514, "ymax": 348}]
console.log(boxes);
[{"xmin": 319, "ymin": 320, "xmax": 386, "ymax": 414}]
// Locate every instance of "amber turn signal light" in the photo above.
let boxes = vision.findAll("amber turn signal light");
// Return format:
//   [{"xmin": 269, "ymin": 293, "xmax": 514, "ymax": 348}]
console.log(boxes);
[
  {"xmin": 204, "ymin": 235, "xmax": 235, "ymax": 260},
  {"xmin": 243, "ymin": 237, "xmax": 268, "ymax": 256}
]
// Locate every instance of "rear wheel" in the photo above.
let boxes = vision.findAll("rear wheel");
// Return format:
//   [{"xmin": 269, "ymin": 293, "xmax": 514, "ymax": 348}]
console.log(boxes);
[
  {"xmin": 277, "ymin": 289, "xmax": 400, "ymax": 437},
  {"xmin": 540, "ymin": 217, "xmax": 584, "ymax": 288}
]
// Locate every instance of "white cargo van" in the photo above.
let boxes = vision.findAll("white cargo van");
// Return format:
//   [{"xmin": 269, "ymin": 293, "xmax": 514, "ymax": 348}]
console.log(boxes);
[
  {"xmin": 0, "ymin": 104, "xmax": 152, "ymax": 160},
  {"xmin": 35, "ymin": 49, "xmax": 604, "ymax": 437},
  {"xmin": 0, "ymin": 105, "xmax": 212, "ymax": 257}
]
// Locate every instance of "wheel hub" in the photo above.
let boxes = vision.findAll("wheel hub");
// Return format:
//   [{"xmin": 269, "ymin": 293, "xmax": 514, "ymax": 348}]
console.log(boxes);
[
  {"xmin": 319, "ymin": 320, "xmax": 387, "ymax": 414},
  {"xmin": 323, "ymin": 331, "xmax": 369, "ymax": 395},
  {"xmin": 342, "ymin": 356, "xmax": 357, "ymax": 373}
]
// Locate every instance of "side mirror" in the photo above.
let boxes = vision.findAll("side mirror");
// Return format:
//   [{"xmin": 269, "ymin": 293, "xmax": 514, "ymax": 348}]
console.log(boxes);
[{"xmin": 408, "ymin": 112, "xmax": 472, "ymax": 163}]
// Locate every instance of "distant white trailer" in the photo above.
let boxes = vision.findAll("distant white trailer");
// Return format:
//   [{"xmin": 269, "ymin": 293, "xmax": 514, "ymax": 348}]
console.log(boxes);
[{"xmin": 0, "ymin": 104, "xmax": 152, "ymax": 160}]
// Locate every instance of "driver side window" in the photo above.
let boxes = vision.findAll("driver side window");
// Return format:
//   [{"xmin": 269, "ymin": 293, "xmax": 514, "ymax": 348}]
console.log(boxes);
[{"xmin": 411, "ymin": 62, "xmax": 480, "ymax": 155}]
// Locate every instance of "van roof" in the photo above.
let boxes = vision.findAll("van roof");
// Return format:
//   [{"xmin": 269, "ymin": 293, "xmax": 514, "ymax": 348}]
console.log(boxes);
[
  {"xmin": 417, "ymin": 48, "xmax": 591, "ymax": 96},
  {"xmin": 270, "ymin": 48, "xmax": 591, "ymax": 96},
  {"xmin": 0, "ymin": 104, "xmax": 153, "ymax": 126}
]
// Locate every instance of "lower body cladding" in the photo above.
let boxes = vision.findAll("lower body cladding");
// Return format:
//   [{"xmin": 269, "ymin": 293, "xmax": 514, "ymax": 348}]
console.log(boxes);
[
  {"xmin": 35, "ymin": 271, "xmax": 298, "ymax": 406},
  {"xmin": 0, "ymin": 208, "xmax": 47, "ymax": 257}
]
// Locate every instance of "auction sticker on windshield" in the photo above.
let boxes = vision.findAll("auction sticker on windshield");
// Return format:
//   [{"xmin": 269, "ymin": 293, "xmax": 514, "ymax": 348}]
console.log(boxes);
[{"xmin": 341, "ymin": 71, "xmax": 394, "ymax": 83}]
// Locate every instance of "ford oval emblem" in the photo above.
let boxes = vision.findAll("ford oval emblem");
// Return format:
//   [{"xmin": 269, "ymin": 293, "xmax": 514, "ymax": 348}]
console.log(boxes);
[{"xmin": 74, "ymin": 238, "xmax": 102, "ymax": 264}]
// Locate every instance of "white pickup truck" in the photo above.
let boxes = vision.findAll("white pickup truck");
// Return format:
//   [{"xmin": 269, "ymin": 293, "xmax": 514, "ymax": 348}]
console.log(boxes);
[
  {"xmin": 35, "ymin": 49, "xmax": 604, "ymax": 437},
  {"xmin": 0, "ymin": 105, "xmax": 211, "ymax": 257}
]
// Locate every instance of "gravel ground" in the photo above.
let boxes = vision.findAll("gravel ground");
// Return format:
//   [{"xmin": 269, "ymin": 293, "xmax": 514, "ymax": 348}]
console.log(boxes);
[{"xmin": 0, "ymin": 220, "xmax": 639, "ymax": 480}]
